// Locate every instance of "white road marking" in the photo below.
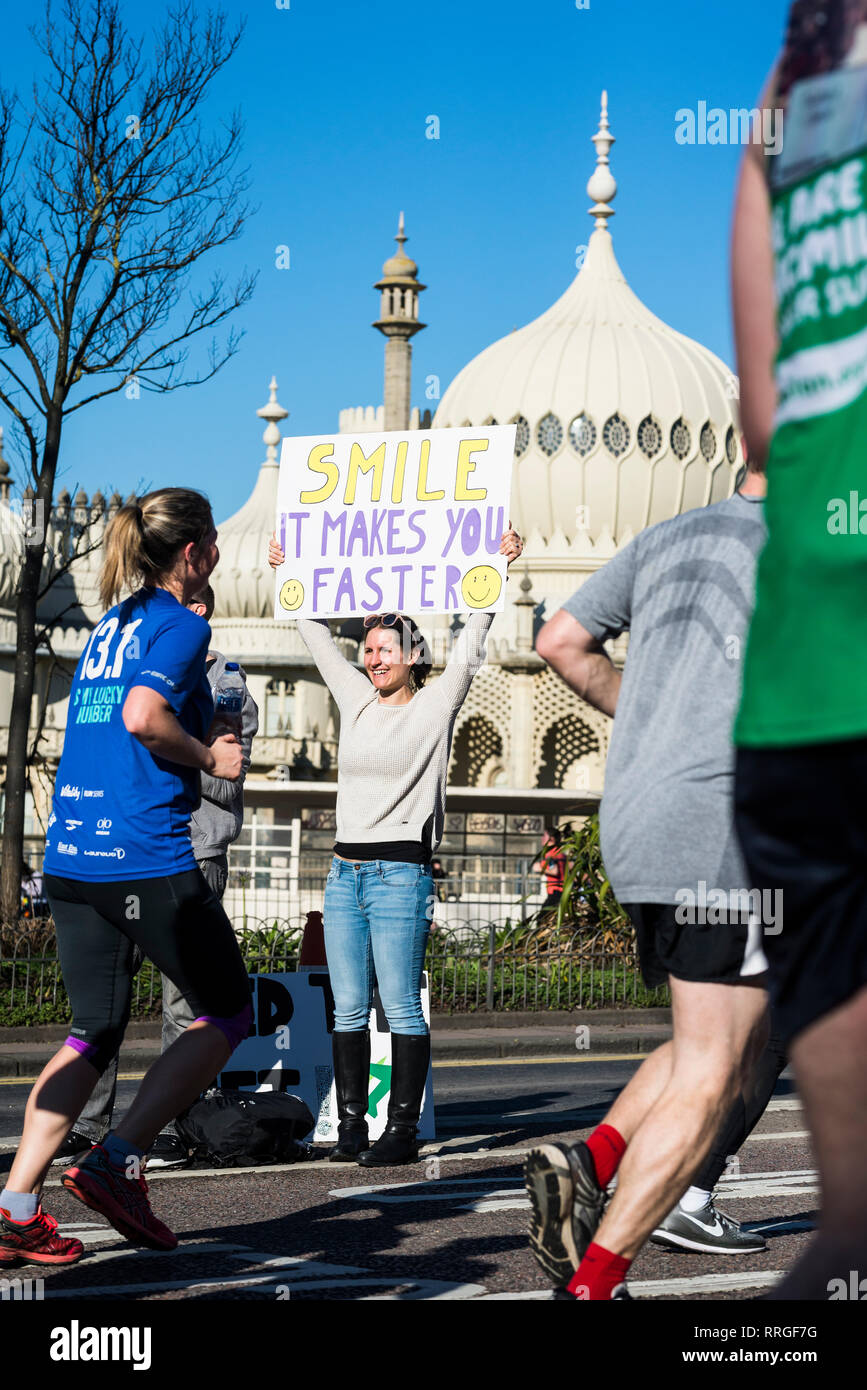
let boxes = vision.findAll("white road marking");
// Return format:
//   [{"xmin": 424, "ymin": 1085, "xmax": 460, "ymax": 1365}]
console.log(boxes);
[
  {"xmin": 434, "ymin": 1054, "xmax": 654, "ymax": 1068},
  {"xmin": 44, "ymin": 1239, "xmax": 487, "ymax": 1299},
  {"xmin": 53, "ymin": 1238, "xmax": 293, "ymax": 1266},
  {"xmin": 329, "ymin": 1168, "xmax": 819, "ymax": 1212},
  {"xmin": 716, "ymin": 1169, "xmax": 819, "ymax": 1200},
  {"xmin": 630, "ymin": 1269, "xmax": 783, "ymax": 1297},
  {"xmin": 478, "ymin": 1269, "xmax": 786, "ymax": 1300},
  {"xmin": 440, "ymin": 1113, "xmax": 600, "ymax": 1128},
  {"xmin": 476, "ymin": 1290, "xmax": 557, "ymax": 1299},
  {"xmin": 427, "ymin": 1133, "xmax": 493, "ymax": 1148},
  {"xmin": 745, "ymin": 1131, "xmax": 810, "ymax": 1142}
]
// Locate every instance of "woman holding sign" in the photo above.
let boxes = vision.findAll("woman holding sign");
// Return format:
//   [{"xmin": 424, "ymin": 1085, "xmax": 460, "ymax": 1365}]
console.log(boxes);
[{"xmin": 269, "ymin": 524, "xmax": 522, "ymax": 1164}]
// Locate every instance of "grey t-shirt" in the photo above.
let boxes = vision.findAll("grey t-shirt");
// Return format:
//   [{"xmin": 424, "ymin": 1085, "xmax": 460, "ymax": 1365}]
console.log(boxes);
[{"xmin": 562, "ymin": 492, "xmax": 766, "ymax": 904}]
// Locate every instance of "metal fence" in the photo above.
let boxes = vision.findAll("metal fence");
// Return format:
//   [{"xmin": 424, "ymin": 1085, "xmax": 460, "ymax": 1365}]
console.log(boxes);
[
  {"xmin": 222, "ymin": 855, "xmax": 557, "ymax": 939},
  {"xmin": 0, "ymin": 917, "xmax": 668, "ymax": 1020}
]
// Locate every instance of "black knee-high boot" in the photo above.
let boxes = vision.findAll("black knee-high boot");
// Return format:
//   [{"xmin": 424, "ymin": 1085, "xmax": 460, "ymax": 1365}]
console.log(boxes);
[
  {"xmin": 357, "ymin": 1033, "xmax": 430, "ymax": 1167},
  {"xmin": 329, "ymin": 1030, "xmax": 371, "ymax": 1162}
]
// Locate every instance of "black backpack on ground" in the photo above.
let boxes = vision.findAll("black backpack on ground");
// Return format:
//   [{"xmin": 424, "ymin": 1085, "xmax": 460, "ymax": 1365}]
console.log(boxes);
[{"xmin": 176, "ymin": 1088, "xmax": 314, "ymax": 1167}]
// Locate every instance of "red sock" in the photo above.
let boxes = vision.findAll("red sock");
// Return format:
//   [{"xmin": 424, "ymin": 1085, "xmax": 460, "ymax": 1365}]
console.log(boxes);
[
  {"xmin": 585, "ymin": 1123, "xmax": 626, "ymax": 1188},
  {"xmin": 568, "ymin": 1242, "xmax": 631, "ymax": 1300}
]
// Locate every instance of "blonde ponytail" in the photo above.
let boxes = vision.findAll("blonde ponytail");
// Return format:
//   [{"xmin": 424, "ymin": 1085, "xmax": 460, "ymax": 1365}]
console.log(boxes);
[{"xmin": 100, "ymin": 487, "xmax": 213, "ymax": 609}]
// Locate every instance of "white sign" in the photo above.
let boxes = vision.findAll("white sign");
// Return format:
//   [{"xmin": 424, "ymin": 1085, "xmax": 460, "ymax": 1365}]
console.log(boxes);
[
  {"xmin": 273, "ymin": 426, "xmax": 516, "ymax": 619},
  {"xmin": 216, "ymin": 970, "xmax": 435, "ymax": 1143}
]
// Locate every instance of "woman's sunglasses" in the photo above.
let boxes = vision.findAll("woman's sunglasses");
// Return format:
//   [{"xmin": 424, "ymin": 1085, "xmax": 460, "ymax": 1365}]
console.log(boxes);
[
  {"xmin": 362, "ymin": 613, "xmax": 424, "ymax": 658},
  {"xmin": 362, "ymin": 612, "xmax": 402, "ymax": 629}
]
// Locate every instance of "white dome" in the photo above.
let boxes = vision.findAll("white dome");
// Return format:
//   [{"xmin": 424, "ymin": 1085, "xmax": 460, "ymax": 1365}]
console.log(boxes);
[
  {"xmin": 433, "ymin": 94, "xmax": 742, "ymax": 548},
  {"xmin": 211, "ymin": 378, "xmax": 286, "ymax": 620}
]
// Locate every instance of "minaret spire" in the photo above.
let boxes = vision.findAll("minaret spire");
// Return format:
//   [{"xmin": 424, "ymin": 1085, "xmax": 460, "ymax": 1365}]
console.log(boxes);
[
  {"xmin": 373, "ymin": 212, "xmax": 427, "ymax": 431},
  {"xmin": 256, "ymin": 376, "xmax": 289, "ymax": 468},
  {"xmin": 587, "ymin": 90, "xmax": 617, "ymax": 230}
]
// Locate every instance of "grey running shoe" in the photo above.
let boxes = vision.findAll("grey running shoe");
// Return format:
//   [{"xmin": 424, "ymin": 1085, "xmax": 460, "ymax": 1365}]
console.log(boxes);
[
  {"xmin": 650, "ymin": 1197, "xmax": 768, "ymax": 1255},
  {"xmin": 525, "ymin": 1141, "xmax": 605, "ymax": 1286}
]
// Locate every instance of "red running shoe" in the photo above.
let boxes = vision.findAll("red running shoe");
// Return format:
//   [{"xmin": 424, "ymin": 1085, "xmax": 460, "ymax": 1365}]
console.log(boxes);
[
  {"xmin": 0, "ymin": 1204, "xmax": 84, "ymax": 1266},
  {"xmin": 61, "ymin": 1144, "xmax": 178, "ymax": 1251}
]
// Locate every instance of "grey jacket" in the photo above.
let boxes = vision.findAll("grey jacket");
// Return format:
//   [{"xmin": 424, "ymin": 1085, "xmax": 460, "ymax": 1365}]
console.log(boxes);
[{"xmin": 190, "ymin": 651, "xmax": 259, "ymax": 861}]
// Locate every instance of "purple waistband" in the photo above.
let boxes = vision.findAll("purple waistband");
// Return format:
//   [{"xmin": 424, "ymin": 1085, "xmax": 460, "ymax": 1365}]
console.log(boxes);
[
  {"xmin": 195, "ymin": 1002, "xmax": 253, "ymax": 1052},
  {"xmin": 65, "ymin": 1035, "xmax": 99, "ymax": 1061}
]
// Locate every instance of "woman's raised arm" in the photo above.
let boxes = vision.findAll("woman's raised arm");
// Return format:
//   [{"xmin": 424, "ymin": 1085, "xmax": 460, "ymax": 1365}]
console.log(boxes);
[{"xmin": 268, "ymin": 532, "xmax": 370, "ymax": 707}]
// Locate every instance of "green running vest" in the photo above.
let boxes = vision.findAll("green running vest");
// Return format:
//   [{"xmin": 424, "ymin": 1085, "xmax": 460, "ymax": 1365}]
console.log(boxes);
[{"xmin": 736, "ymin": 68, "xmax": 867, "ymax": 747}]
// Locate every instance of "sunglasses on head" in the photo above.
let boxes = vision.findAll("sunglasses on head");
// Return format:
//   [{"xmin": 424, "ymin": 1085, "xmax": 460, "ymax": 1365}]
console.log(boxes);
[
  {"xmin": 362, "ymin": 612, "xmax": 423, "ymax": 651},
  {"xmin": 362, "ymin": 612, "xmax": 402, "ymax": 629}
]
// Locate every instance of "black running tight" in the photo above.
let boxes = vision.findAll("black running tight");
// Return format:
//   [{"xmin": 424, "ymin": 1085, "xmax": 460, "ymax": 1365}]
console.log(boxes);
[{"xmin": 46, "ymin": 870, "xmax": 252, "ymax": 1075}]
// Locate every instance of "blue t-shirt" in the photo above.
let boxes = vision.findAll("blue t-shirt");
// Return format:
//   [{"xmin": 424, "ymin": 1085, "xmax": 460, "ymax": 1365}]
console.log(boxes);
[{"xmin": 43, "ymin": 587, "xmax": 213, "ymax": 881}]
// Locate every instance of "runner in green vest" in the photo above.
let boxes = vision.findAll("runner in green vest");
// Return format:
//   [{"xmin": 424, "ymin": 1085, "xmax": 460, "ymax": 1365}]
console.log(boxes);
[{"xmin": 733, "ymin": 0, "xmax": 867, "ymax": 1300}]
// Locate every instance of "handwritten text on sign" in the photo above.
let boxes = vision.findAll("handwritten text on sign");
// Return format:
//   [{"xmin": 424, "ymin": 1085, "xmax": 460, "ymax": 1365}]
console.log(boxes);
[{"xmin": 273, "ymin": 426, "xmax": 516, "ymax": 618}]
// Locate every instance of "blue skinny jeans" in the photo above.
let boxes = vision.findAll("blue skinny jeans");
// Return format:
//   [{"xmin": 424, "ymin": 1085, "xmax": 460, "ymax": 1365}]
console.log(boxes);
[{"xmin": 323, "ymin": 857, "xmax": 434, "ymax": 1035}]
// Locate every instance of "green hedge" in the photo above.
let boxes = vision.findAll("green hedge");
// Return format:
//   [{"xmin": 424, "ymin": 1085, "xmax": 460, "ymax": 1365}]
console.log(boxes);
[{"xmin": 1, "ymin": 921, "xmax": 668, "ymax": 1025}]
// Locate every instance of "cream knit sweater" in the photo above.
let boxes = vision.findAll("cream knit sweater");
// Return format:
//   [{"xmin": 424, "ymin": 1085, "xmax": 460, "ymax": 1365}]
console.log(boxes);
[{"xmin": 298, "ymin": 613, "xmax": 494, "ymax": 850}]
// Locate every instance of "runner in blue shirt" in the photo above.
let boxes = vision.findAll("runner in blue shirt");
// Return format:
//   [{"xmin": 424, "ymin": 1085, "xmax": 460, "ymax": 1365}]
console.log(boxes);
[{"xmin": 0, "ymin": 488, "xmax": 252, "ymax": 1266}]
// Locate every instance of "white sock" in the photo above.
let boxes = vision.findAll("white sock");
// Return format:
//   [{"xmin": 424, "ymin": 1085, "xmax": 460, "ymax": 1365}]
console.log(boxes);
[
  {"xmin": 0, "ymin": 1188, "xmax": 39, "ymax": 1221},
  {"xmin": 679, "ymin": 1185, "xmax": 712, "ymax": 1213}
]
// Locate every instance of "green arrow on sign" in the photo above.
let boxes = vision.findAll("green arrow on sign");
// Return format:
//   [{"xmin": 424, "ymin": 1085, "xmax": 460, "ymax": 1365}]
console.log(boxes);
[{"xmin": 367, "ymin": 1060, "xmax": 391, "ymax": 1119}]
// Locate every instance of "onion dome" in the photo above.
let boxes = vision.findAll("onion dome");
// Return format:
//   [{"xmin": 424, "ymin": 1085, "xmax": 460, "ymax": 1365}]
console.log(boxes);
[
  {"xmin": 433, "ymin": 92, "xmax": 742, "ymax": 549},
  {"xmin": 378, "ymin": 211, "xmax": 421, "ymax": 285},
  {"xmin": 209, "ymin": 377, "xmax": 288, "ymax": 619}
]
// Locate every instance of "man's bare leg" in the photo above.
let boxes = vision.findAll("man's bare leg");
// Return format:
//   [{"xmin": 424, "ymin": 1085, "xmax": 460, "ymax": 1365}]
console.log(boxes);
[
  {"xmin": 591, "ymin": 977, "xmax": 768, "ymax": 1261},
  {"xmin": 766, "ymin": 984, "xmax": 867, "ymax": 1300},
  {"xmin": 603, "ymin": 1041, "xmax": 673, "ymax": 1142}
]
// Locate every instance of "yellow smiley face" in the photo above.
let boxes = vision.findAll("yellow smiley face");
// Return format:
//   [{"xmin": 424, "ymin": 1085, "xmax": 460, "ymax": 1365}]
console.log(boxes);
[
  {"xmin": 461, "ymin": 564, "xmax": 502, "ymax": 609},
  {"xmin": 279, "ymin": 578, "xmax": 305, "ymax": 611}
]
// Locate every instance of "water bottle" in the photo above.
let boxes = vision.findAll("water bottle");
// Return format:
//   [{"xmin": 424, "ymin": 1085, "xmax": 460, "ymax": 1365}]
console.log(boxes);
[{"xmin": 213, "ymin": 661, "xmax": 244, "ymax": 740}]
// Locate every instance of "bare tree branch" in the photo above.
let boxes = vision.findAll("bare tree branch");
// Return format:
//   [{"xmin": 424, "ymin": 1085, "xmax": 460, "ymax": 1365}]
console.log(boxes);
[{"xmin": 0, "ymin": 0, "xmax": 256, "ymax": 921}]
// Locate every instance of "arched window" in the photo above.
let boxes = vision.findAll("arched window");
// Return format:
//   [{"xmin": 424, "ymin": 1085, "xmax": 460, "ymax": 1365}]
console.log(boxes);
[
  {"xmin": 448, "ymin": 716, "xmax": 504, "ymax": 786},
  {"xmin": 568, "ymin": 413, "xmax": 597, "ymax": 457},
  {"xmin": 265, "ymin": 679, "xmax": 295, "ymax": 737},
  {"xmin": 513, "ymin": 415, "xmax": 530, "ymax": 456},
  {"xmin": 536, "ymin": 715, "xmax": 599, "ymax": 789},
  {"xmin": 670, "ymin": 417, "xmax": 692, "ymax": 460}
]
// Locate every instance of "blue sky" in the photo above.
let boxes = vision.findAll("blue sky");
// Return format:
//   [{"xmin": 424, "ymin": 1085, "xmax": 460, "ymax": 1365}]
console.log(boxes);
[{"xmin": 0, "ymin": 0, "xmax": 791, "ymax": 524}]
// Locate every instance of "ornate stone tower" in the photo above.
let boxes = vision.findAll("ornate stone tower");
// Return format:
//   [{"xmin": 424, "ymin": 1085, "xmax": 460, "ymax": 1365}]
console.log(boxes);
[{"xmin": 373, "ymin": 212, "xmax": 426, "ymax": 430}]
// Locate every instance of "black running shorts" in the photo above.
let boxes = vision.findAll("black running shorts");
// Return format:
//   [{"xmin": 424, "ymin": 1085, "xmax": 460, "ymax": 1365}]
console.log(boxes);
[
  {"xmin": 735, "ymin": 738, "xmax": 867, "ymax": 1048},
  {"xmin": 626, "ymin": 902, "xmax": 767, "ymax": 989},
  {"xmin": 45, "ymin": 869, "xmax": 252, "ymax": 1073}
]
